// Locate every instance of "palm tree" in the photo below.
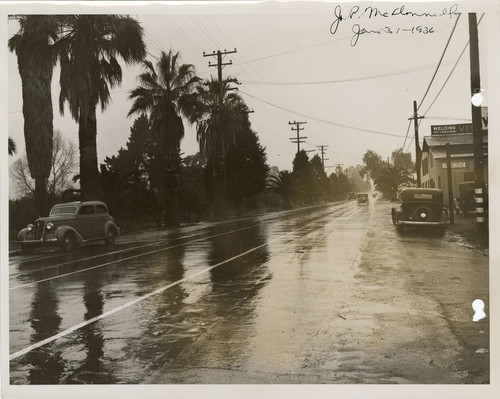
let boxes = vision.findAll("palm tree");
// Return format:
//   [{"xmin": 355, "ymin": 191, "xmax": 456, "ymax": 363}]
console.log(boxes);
[
  {"xmin": 8, "ymin": 137, "xmax": 16, "ymax": 156},
  {"xmin": 128, "ymin": 50, "xmax": 200, "ymax": 227},
  {"xmin": 9, "ymin": 16, "xmax": 60, "ymax": 216},
  {"xmin": 190, "ymin": 78, "xmax": 248, "ymax": 217},
  {"xmin": 193, "ymin": 78, "xmax": 247, "ymax": 161},
  {"xmin": 267, "ymin": 170, "xmax": 294, "ymax": 209},
  {"xmin": 57, "ymin": 15, "xmax": 146, "ymax": 200}
]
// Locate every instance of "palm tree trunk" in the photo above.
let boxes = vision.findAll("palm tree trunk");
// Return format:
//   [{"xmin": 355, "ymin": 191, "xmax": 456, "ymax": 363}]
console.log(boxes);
[
  {"xmin": 17, "ymin": 41, "xmax": 53, "ymax": 218},
  {"xmin": 34, "ymin": 177, "xmax": 48, "ymax": 217},
  {"xmin": 163, "ymin": 154, "xmax": 180, "ymax": 227},
  {"xmin": 78, "ymin": 105, "xmax": 99, "ymax": 200}
]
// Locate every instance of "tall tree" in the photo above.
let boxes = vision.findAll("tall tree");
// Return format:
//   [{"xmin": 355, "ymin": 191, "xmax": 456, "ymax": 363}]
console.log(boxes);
[
  {"xmin": 225, "ymin": 128, "xmax": 269, "ymax": 217},
  {"xmin": 374, "ymin": 162, "xmax": 414, "ymax": 199},
  {"xmin": 190, "ymin": 78, "xmax": 248, "ymax": 217},
  {"xmin": 57, "ymin": 15, "xmax": 146, "ymax": 200},
  {"xmin": 391, "ymin": 148, "xmax": 414, "ymax": 171},
  {"xmin": 310, "ymin": 154, "xmax": 329, "ymax": 201},
  {"xmin": 9, "ymin": 16, "xmax": 60, "ymax": 216},
  {"xmin": 128, "ymin": 50, "xmax": 200, "ymax": 227},
  {"xmin": 292, "ymin": 150, "xmax": 314, "ymax": 205},
  {"xmin": 10, "ymin": 130, "xmax": 77, "ymax": 198},
  {"xmin": 360, "ymin": 149, "xmax": 384, "ymax": 181}
]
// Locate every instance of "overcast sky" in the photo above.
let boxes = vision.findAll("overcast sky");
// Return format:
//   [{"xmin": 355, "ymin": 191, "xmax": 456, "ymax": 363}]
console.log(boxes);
[{"xmin": 6, "ymin": 1, "xmax": 490, "ymax": 190}]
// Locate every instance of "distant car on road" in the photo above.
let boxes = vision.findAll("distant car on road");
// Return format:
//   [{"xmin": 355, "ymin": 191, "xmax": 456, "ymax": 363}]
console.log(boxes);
[
  {"xmin": 356, "ymin": 193, "xmax": 369, "ymax": 204},
  {"xmin": 391, "ymin": 188, "xmax": 447, "ymax": 235},
  {"xmin": 17, "ymin": 201, "xmax": 120, "ymax": 255}
]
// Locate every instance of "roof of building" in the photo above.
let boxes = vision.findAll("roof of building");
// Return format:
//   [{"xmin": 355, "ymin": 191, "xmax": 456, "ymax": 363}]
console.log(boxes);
[
  {"xmin": 429, "ymin": 149, "xmax": 488, "ymax": 160},
  {"xmin": 422, "ymin": 133, "xmax": 488, "ymax": 152}
]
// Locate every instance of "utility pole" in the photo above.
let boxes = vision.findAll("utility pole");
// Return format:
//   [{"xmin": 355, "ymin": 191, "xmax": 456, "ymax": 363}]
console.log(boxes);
[
  {"xmin": 335, "ymin": 164, "xmax": 343, "ymax": 175},
  {"xmin": 289, "ymin": 121, "xmax": 307, "ymax": 153},
  {"xmin": 446, "ymin": 143, "xmax": 455, "ymax": 225},
  {"xmin": 408, "ymin": 101, "xmax": 424, "ymax": 187},
  {"xmin": 316, "ymin": 145, "xmax": 329, "ymax": 169},
  {"xmin": 203, "ymin": 49, "xmax": 237, "ymax": 82},
  {"xmin": 468, "ymin": 13, "xmax": 486, "ymax": 231}
]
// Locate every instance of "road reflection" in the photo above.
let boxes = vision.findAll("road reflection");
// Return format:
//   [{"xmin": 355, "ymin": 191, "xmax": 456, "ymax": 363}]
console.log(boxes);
[
  {"xmin": 67, "ymin": 270, "xmax": 116, "ymax": 384},
  {"xmin": 25, "ymin": 281, "xmax": 65, "ymax": 384}
]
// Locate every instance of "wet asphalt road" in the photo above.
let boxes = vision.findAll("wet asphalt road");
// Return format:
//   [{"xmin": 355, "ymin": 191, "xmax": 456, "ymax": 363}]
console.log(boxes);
[{"xmin": 8, "ymin": 198, "xmax": 489, "ymax": 384}]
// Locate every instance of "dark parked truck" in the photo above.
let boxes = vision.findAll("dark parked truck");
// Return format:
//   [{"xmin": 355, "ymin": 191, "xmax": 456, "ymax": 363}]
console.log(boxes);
[
  {"xmin": 16, "ymin": 201, "xmax": 120, "ymax": 254},
  {"xmin": 457, "ymin": 181, "xmax": 475, "ymax": 215},
  {"xmin": 391, "ymin": 188, "xmax": 447, "ymax": 235}
]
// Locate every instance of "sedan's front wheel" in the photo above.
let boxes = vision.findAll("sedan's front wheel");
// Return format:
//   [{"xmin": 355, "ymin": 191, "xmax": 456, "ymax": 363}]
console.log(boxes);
[{"xmin": 20, "ymin": 243, "xmax": 35, "ymax": 255}]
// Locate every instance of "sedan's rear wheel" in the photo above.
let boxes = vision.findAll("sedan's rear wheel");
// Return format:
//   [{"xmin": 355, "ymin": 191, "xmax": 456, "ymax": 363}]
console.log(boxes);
[
  {"xmin": 105, "ymin": 228, "xmax": 116, "ymax": 245},
  {"xmin": 61, "ymin": 233, "xmax": 76, "ymax": 252}
]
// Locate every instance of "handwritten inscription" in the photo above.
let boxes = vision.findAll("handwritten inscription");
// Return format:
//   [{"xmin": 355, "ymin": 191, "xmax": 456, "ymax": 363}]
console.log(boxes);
[{"xmin": 330, "ymin": 4, "xmax": 459, "ymax": 46}]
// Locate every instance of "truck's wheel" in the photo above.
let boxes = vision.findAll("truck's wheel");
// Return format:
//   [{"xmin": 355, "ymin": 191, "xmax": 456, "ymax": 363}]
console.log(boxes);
[
  {"xmin": 61, "ymin": 233, "xmax": 76, "ymax": 252},
  {"xmin": 395, "ymin": 214, "xmax": 404, "ymax": 233},
  {"xmin": 21, "ymin": 244, "xmax": 35, "ymax": 255}
]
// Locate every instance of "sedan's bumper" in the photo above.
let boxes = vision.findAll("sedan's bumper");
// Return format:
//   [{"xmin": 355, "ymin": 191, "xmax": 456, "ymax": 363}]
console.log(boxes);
[
  {"xmin": 398, "ymin": 221, "xmax": 447, "ymax": 227},
  {"xmin": 15, "ymin": 237, "xmax": 59, "ymax": 246}
]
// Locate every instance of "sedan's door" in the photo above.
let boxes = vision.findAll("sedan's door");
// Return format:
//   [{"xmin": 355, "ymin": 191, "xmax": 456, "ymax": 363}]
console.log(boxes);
[{"xmin": 77, "ymin": 204, "xmax": 98, "ymax": 240}]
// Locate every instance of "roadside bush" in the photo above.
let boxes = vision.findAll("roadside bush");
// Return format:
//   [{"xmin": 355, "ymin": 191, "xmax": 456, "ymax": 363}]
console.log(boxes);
[{"xmin": 243, "ymin": 192, "xmax": 285, "ymax": 215}]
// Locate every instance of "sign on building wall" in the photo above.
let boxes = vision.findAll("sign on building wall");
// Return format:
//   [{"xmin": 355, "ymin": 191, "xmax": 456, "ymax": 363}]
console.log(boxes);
[
  {"xmin": 431, "ymin": 124, "xmax": 472, "ymax": 135},
  {"xmin": 481, "ymin": 106, "xmax": 488, "ymax": 131},
  {"xmin": 441, "ymin": 161, "xmax": 467, "ymax": 169},
  {"xmin": 430, "ymin": 107, "xmax": 487, "ymax": 135}
]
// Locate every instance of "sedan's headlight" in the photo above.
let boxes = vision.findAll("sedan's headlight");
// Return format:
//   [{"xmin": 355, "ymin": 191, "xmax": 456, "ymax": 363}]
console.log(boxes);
[
  {"xmin": 27, "ymin": 224, "xmax": 33, "ymax": 232},
  {"xmin": 46, "ymin": 222, "xmax": 54, "ymax": 230}
]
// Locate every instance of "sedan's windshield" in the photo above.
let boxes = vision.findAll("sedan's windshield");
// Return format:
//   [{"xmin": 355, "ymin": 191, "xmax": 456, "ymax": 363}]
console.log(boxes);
[{"xmin": 50, "ymin": 206, "xmax": 78, "ymax": 216}]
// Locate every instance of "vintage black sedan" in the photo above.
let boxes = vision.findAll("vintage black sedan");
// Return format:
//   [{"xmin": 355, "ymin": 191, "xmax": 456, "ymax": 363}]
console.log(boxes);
[
  {"xmin": 16, "ymin": 201, "xmax": 120, "ymax": 254},
  {"xmin": 391, "ymin": 188, "xmax": 447, "ymax": 235}
]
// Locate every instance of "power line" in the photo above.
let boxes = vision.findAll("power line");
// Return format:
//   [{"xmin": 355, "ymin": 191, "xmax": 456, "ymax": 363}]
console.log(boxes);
[
  {"xmin": 239, "ymin": 62, "xmax": 450, "ymax": 86},
  {"xmin": 422, "ymin": 13, "xmax": 485, "ymax": 117},
  {"xmin": 417, "ymin": 13, "xmax": 461, "ymax": 112},
  {"xmin": 240, "ymin": 90, "xmax": 405, "ymax": 139},
  {"xmin": 404, "ymin": 13, "xmax": 484, "ymax": 153}
]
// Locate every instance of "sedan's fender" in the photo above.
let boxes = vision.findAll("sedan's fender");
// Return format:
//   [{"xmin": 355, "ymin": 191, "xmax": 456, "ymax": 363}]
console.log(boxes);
[
  {"xmin": 104, "ymin": 221, "xmax": 120, "ymax": 236},
  {"xmin": 54, "ymin": 225, "xmax": 85, "ymax": 244},
  {"xmin": 17, "ymin": 228, "xmax": 30, "ymax": 242}
]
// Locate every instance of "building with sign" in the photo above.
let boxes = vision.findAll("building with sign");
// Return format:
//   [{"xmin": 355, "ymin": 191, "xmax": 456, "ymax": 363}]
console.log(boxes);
[{"xmin": 420, "ymin": 127, "xmax": 488, "ymax": 209}]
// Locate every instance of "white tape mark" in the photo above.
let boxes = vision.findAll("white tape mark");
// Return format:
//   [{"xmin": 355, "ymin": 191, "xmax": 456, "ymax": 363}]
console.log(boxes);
[{"xmin": 472, "ymin": 299, "xmax": 486, "ymax": 322}]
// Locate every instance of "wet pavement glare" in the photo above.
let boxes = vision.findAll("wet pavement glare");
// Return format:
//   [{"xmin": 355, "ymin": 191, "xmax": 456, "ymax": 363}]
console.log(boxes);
[{"xmin": 8, "ymin": 199, "xmax": 489, "ymax": 384}]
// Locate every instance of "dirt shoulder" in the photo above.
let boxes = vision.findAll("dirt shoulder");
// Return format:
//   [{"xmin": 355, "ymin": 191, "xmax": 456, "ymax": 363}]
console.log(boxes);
[{"xmin": 446, "ymin": 214, "xmax": 489, "ymax": 253}]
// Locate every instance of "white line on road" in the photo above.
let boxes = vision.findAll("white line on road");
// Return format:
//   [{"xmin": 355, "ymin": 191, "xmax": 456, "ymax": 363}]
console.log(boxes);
[{"xmin": 9, "ymin": 216, "xmax": 324, "ymax": 361}]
